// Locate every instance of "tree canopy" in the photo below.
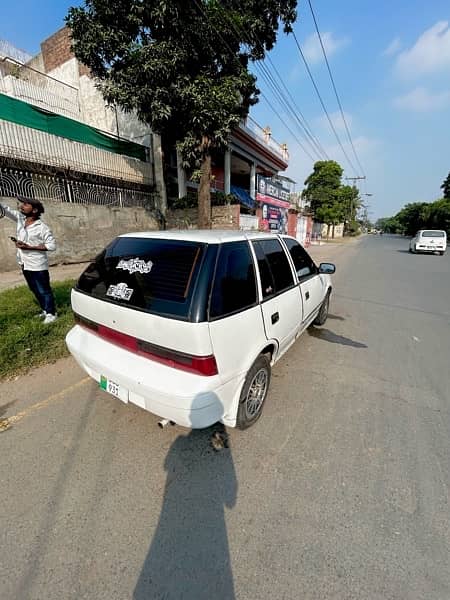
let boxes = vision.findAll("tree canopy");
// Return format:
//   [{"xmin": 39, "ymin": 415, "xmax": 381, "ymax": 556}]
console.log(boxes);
[
  {"xmin": 377, "ymin": 198, "xmax": 450, "ymax": 235},
  {"xmin": 441, "ymin": 172, "xmax": 450, "ymax": 200},
  {"xmin": 303, "ymin": 160, "xmax": 360, "ymax": 236},
  {"xmin": 66, "ymin": 0, "xmax": 297, "ymax": 227}
]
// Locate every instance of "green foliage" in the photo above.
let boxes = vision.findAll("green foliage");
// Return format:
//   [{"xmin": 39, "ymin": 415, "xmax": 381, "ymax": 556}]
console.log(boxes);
[
  {"xmin": 378, "ymin": 198, "xmax": 450, "ymax": 236},
  {"xmin": 303, "ymin": 160, "xmax": 360, "ymax": 230},
  {"xmin": 66, "ymin": 0, "xmax": 297, "ymax": 171},
  {"xmin": 346, "ymin": 219, "xmax": 361, "ymax": 236},
  {"xmin": 441, "ymin": 172, "xmax": 450, "ymax": 199},
  {"xmin": 170, "ymin": 191, "xmax": 238, "ymax": 210},
  {"xmin": 375, "ymin": 216, "xmax": 403, "ymax": 233},
  {"xmin": 0, "ymin": 280, "xmax": 75, "ymax": 379}
]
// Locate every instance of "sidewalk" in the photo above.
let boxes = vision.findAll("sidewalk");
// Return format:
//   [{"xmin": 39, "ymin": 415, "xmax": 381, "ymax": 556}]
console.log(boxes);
[
  {"xmin": 0, "ymin": 237, "xmax": 360, "ymax": 292},
  {"xmin": 0, "ymin": 261, "xmax": 90, "ymax": 292}
]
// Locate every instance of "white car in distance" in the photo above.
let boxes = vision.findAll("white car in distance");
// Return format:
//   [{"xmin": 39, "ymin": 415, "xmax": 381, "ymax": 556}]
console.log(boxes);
[{"xmin": 409, "ymin": 230, "xmax": 447, "ymax": 255}]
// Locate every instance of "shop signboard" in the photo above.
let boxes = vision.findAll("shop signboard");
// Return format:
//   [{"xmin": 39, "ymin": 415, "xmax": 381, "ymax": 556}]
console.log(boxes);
[{"xmin": 257, "ymin": 175, "xmax": 291, "ymax": 233}]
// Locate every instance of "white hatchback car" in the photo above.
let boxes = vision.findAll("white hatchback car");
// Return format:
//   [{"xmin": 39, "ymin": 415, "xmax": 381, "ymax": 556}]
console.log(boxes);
[
  {"xmin": 409, "ymin": 230, "xmax": 447, "ymax": 255},
  {"xmin": 66, "ymin": 230, "xmax": 335, "ymax": 429}
]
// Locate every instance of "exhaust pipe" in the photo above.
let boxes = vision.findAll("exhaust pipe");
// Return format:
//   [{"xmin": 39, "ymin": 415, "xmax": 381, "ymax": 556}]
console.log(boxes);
[{"xmin": 158, "ymin": 419, "xmax": 175, "ymax": 429}]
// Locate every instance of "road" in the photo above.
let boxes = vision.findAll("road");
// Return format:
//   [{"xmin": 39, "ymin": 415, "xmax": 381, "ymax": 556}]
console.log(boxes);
[{"xmin": 1, "ymin": 234, "xmax": 450, "ymax": 600}]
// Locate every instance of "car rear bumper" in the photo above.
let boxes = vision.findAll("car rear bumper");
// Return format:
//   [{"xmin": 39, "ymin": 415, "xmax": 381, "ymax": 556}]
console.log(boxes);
[
  {"xmin": 416, "ymin": 246, "xmax": 446, "ymax": 252},
  {"xmin": 66, "ymin": 325, "xmax": 240, "ymax": 428}
]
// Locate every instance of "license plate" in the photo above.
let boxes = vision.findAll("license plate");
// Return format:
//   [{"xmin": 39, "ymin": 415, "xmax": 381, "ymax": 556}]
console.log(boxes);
[{"xmin": 100, "ymin": 375, "xmax": 129, "ymax": 403}]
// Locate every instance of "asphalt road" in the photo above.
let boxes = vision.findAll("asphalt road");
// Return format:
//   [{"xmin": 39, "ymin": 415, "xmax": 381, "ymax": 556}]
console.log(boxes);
[{"xmin": 1, "ymin": 235, "xmax": 450, "ymax": 600}]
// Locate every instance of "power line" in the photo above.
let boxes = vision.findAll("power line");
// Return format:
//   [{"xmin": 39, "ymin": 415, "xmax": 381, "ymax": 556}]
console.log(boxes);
[
  {"xmin": 264, "ymin": 54, "xmax": 330, "ymax": 159},
  {"xmin": 291, "ymin": 29, "xmax": 358, "ymax": 176},
  {"xmin": 190, "ymin": 0, "xmax": 314, "ymax": 161},
  {"xmin": 255, "ymin": 61, "xmax": 324, "ymax": 160},
  {"xmin": 307, "ymin": 0, "xmax": 365, "ymax": 176},
  {"xmin": 207, "ymin": 2, "xmax": 328, "ymax": 160}
]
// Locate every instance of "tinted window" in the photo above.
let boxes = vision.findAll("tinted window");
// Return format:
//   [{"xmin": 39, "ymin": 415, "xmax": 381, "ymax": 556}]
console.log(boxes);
[
  {"xmin": 284, "ymin": 238, "xmax": 316, "ymax": 279},
  {"xmin": 252, "ymin": 242, "xmax": 275, "ymax": 298},
  {"xmin": 76, "ymin": 237, "xmax": 205, "ymax": 318},
  {"xmin": 421, "ymin": 231, "xmax": 445, "ymax": 237},
  {"xmin": 253, "ymin": 239, "xmax": 294, "ymax": 296},
  {"xmin": 209, "ymin": 242, "xmax": 257, "ymax": 319}
]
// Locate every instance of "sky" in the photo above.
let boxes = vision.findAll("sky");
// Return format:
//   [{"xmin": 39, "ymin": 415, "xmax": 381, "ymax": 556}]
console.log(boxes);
[{"xmin": 2, "ymin": 0, "xmax": 450, "ymax": 220}]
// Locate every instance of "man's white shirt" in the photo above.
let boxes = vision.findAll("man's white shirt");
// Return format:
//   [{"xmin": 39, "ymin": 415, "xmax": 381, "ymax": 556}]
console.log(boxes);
[{"xmin": 1, "ymin": 203, "xmax": 56, "ymax": 271}]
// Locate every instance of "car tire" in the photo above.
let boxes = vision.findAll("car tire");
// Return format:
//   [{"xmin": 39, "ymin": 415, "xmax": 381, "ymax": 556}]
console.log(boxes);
[
  {"xmin": 313, "ymin": 291, "xmax": 331, "ymax": 326},
  {"xmin": 236, "ymin": 354, "xmax": 271, "ymax": 429},
  {"xmin": 440, "ymin": 251, "xmax": 445, "ymax": 256},
  {"xmin": 409, "ymin": 247, "xmax": 412, "ymax": 253}
]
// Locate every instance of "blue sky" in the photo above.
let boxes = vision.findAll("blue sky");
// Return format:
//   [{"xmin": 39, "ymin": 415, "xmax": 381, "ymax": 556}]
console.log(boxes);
[{"xmin": 2, "ymin": 0, "xmax": 450, "ymax": 219}]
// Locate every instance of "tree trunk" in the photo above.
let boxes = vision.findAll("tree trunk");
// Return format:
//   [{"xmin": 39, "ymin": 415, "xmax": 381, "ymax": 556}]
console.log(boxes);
[
  {"xmin": 326, "ymin": 224, "xmax": 331, "ymax": 240},
  {"xmin": 332, "ymin": 223, "xmax": 335, "ymax": 239},
  {"xmin": 198, "ymin": 149, "xmax": 212, "ymax": 229}
]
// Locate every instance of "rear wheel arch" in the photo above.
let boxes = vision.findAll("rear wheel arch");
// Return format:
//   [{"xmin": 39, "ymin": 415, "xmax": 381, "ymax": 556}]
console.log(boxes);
[{"xmin": 236, "ymin": 353, "xmax": 272, "ymax": 429}]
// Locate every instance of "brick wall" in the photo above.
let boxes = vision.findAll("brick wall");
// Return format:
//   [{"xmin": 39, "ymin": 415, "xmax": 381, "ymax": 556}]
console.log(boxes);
[
  {"xmin": 41, "ymin": 27, "xmax": 73, "ymax": 73},
  {"xmin": 41, "ymin": 27, "xmax": 89, "ymax": 78},
  {"xmin": 166, "ymin": 205, "xmax": 240, "ymax": 230}
]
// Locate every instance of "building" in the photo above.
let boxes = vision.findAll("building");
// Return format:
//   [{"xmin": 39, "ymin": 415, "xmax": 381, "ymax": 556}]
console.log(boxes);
[
  {"xmin": 0, "ymin": 30, "xmax": 161, "ymax": 211},
  {"xmin": 1, "ymin": 28, "xmax": 292, "ymax": 232}
]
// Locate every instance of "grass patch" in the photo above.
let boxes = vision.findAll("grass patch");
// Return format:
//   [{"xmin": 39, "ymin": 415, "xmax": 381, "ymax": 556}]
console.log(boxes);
[{"xmin": 0, "ymin": 279, "xmax": 76, "ymax": 380}]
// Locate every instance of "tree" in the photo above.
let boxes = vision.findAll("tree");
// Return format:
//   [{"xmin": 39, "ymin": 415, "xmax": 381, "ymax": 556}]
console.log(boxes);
[
  {"xmin": 441, "ymin": 172, "xmax": 450, "ymax": 200},
  {"xmin": 396, "ymin": 202, "xmax": 430, "ymax": 236},
  {"xmin": 303, "ymin": 160, "xmax": 353, "ymax": 238},
  {"xmin": 66, "ymin": 0, "xmax": 297, "ymax": 228}
]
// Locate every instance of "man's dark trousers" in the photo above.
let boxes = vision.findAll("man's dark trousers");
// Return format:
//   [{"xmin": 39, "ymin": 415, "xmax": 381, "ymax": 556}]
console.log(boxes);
[{"xmin": 22, "ymin": 269, "xmax": 56, "ymax": 315}]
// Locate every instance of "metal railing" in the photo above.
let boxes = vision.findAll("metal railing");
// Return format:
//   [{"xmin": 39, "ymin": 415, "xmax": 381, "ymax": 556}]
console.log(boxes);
[
  {"xmin": 0, "ymin": 56, "xmax": 81, "ymax": 120},
  {"xmin": 0, "ymin": 40, "xmax": 32, "ymax": 65},
  {"xmin": 0, "ymin": 168, "xmax": 154, "ymax": 209},
  {"xmin": 0, "ymin": 121, "xmax": 153, "ymax": 185},
  {"xmin": 241, "ymin": 117, "xmax": 289, "ymax": 162}
]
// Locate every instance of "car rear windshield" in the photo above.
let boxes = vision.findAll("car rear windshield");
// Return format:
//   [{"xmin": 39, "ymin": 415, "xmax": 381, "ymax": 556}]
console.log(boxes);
[
  {"xmin": 421, "ymin": 231, "xmax": 445, "ymax": 237},
  {"xmin": 76, "ymin": 237, "xmax": 206, "ymax": 318}
]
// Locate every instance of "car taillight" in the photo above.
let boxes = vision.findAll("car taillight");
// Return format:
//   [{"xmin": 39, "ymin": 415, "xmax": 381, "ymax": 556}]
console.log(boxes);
[{"xmin": 74, "ymin": 313, "xmax": 218, "ymax": 376}]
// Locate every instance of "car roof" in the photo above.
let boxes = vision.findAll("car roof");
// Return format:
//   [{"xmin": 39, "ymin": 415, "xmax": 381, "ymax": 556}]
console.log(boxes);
[{"xmin": 119, "ymin": 229, "xmax": 294, "ymax": 244}]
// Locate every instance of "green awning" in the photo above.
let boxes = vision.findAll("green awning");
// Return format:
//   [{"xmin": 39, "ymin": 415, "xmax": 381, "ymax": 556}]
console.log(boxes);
[{"xmin": 0, "ymin": 92, "xmax": 147, "ymax": 161}]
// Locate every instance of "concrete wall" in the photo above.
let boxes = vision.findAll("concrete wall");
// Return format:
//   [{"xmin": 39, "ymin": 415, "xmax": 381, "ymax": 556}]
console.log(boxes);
[
  {"xmin": 1, "ymin": 202, "xmax": 244, "ymax": 273},
  {"xmin": 0, "ymin": 200, "xmax": 159, "ymax": 272}
]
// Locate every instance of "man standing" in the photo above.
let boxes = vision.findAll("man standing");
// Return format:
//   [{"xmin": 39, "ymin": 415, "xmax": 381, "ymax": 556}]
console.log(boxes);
[{"xmin": 0, "ymin": 195, "xmax": 58, "ymax": 324}]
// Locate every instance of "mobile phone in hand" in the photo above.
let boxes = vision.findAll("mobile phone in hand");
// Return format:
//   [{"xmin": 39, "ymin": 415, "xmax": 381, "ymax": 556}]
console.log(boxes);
[{"xmin": 10, "ymin": 236, "xmax": 17, "ymax": 242}]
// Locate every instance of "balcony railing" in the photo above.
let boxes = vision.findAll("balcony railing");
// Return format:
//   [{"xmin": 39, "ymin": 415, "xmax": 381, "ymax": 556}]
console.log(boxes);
[
  {"xmin": 241, "ymin": 117, "xmax": 289, "ymax": 162},
  {"xmin": 0, "ymin": 40, "xmax": 32, "ymax": 65},
  {"xmin": 0, "ymin": 57, "xmax": 81, "ymax": 120},
  {"xmin": 0, "ymin": 121, "xmax": 153, "ymax": 185}
]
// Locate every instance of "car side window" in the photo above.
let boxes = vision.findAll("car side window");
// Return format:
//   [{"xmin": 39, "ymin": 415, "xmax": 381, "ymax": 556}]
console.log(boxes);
[
  {"xmin": 209, "ymin": 241, "xmax": 257, "ymax": 319},
  {"xmin": 252, "ymin": 239, "xmax": 295, "ymax": 298},
  {"xmin": 283, "ymin": 238, "xmax": 317, "ymax": 280}
]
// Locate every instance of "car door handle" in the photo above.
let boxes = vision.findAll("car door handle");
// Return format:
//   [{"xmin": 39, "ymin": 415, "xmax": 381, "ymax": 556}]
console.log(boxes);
[
  {"xmin": 305, "ymin": 291, "xmax": 310, "ymax": 300},
  {"xmin": 271, "ymin": 312, "xmax": 279, "ymax": 324}
]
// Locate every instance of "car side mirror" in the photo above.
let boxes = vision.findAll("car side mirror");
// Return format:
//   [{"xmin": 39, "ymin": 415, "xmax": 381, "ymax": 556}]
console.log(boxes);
[{"xmin": 319, "ymin": 262, "xmax": 336, "ymax": 274}]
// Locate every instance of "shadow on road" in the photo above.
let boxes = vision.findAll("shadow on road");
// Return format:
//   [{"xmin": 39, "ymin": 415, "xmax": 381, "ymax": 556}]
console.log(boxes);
[
  {"xmin": 134, "ymin": 424, "xmax": 237, "ymax": 600},
  {"xmin": 327, "ymin": 314, "xmax": 345, "ymax": 321},
  {"xmin": 308, "ymin": 327, "xmax": 367, "ymax": 348}
]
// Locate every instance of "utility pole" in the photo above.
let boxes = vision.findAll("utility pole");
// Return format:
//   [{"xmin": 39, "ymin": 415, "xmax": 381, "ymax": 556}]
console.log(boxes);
[{"xmin": 345, "ymin": 176, "xmax": 366, "ymax": 221}]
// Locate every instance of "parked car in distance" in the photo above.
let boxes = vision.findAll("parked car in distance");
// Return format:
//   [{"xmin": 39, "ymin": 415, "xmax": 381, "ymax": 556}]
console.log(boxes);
[
  {"xmin": 409, "ymin": 230, "xmax": 447, "ymax": 255},
  {"xmin": 66, "ymin": 230, "xmax": 335, "ymax": 430}
]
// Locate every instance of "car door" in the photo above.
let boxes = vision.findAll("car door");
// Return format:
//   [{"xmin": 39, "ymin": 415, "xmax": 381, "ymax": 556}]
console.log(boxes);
[
  {"xmin": 282, "ymin": 237, "xmax": 326, "ymax": 325},
  {"xmin": 251, "ymin": 238, "xmax": 302, "ymax": 356}
]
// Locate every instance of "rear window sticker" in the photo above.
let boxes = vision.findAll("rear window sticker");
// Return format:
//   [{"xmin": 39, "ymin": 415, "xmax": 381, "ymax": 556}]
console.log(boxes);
[
  {"xmin": 116, "ymin": 258, "xmax": 154, "ymax": 274},
  {"xmin": 106, "ymin": 283, "xmax": 134, "ymax": 301}
]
